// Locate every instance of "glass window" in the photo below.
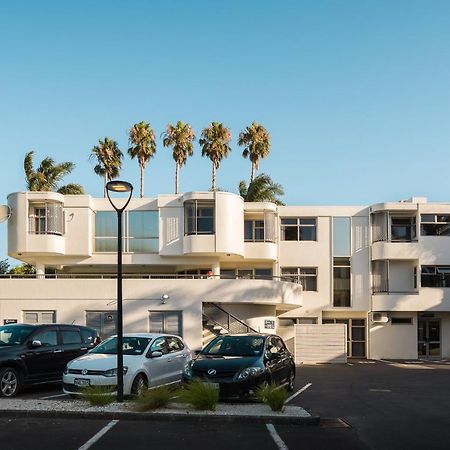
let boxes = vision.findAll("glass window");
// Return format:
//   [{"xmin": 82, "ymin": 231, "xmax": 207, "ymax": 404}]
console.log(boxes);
[
  {"xmin": 149, "ymin": 311, "xmax": 182, "ymax": 336},
  {"xmin": 29, "ymin": 203, "xmax": 64, "ymax": 236},
  {"xmin": 184, "ymin": 201, "xmax": 214, "ymax": 235},
  {"xmin": 62, "ymin": 331, "xmax": 82, "ymax": 344},
  {"xmin": 166, "ymin": 336, "xmax": 184, "ymax": 352},
  {"xmin": 33, "ymin": 330, "xmax": 58, "ymax": 346},
  {"xmin": 150, "ymin": 337, "xmax": 169, "ymax": 354},
  {"xmin": 281, "ymin": 218, "xmax": 316, "ymax": 241},
  {"xmin": 333, "ymin": 217, "xmax": 351, "ymax": 256},
  {"xmin": 202, "ymin": 335, "xmax": 265, "ymax": 357},
  {"xmin": 281, "ymin": 267, "xmax": 317, "ymax": 291},
  {"xmin": 23, "ymin": 311, "xmax": 55, "ymax": 324},
  {"xmin": 244, "ymin": 221, "xmax": 253, "ymax": 240},
  {"xmin": 421, "ymin": 265, "xmax": 450, "ymax": 287},
  {"xmin": 91, "ymin": 336, "xmax": 151, "ymax": 355},
  {"xmin": 255, "ymin": 268, "xmax": 272, "ymax": 278},
  {"xmin": 333, "ymin": 258, "xmax": 351, "ymax": 307},
  {"xmin": 421, "ymin": 214, "xmax": 450, "ymax": 236}
]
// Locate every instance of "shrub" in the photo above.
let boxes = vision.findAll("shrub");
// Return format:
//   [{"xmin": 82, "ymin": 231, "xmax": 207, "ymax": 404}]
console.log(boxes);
[
  {"xmin": 255, "ymin": 383, "xmax": 288, "ymax": 412},
  {"xmin": 133, "ymin": 385, "xmax": 176, "ymax": 411},
  {"xmin": 81, "ymin": 385, "xmax": 115, "ymax": 407},
  {"xmin": 179, "ymin": 380, "xmax": 219, "ymax": 411}
]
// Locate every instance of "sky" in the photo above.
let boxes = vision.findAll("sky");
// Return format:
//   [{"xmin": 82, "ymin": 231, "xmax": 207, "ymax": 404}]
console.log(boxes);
[{"xmin": 1, "ymin": 0, "xmax": 450, "ymax": 263}]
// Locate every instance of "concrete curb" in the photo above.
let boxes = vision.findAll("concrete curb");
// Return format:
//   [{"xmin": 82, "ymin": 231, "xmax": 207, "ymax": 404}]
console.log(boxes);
[{"xmin": 0, "ymin": 409, "xmax": 320, "ymax": 425}]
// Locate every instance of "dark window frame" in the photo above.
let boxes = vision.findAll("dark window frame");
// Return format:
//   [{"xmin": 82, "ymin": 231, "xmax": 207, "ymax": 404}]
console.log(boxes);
[{"xmin": 280, "ymin": 217, "xmax": 317, "ymax": 241}]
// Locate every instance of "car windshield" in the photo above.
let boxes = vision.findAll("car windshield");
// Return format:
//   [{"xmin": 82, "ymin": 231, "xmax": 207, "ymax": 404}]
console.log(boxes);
[
  {"xmin": 90, "ymin": 336, "xmax": 151, "ymax": 355},
  {"xmin": 202, "ymin": 336, "xmax": 265, "ymax": 357},
  {"xmin": 0, "ymin": 325, "xmax": 35, "ymax": 346}
]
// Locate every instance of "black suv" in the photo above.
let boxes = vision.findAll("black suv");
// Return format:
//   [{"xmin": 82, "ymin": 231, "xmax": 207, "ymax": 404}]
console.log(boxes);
[
  {"xmin": 184, "ymin": 333, "xmax": 295, "ymax": 400},
  {"xmin": 0, "ymin": 323, "xmax": 97, "ymax": 397}
]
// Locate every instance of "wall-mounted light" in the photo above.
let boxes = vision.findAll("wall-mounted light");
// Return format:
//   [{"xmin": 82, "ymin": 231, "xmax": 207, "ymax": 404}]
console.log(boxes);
[{"xmin": 161, "ymin": 294, "xmax": 170, "ymax": 304}]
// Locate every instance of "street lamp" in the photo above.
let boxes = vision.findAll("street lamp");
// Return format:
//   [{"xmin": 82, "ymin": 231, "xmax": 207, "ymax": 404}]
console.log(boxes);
[{"xmin": 106, "ymin": 180, "xmax": 133, "ymax": 403}]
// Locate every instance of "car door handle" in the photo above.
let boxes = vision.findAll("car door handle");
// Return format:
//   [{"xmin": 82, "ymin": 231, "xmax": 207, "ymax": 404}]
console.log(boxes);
[
  {"xmin": 80, "ymin": 347, "xmax": 87, "ymax": 351},
  {"xmin": 53, "ymin": 349, "xmax": 63, "ymax": 353},
  {"xmin": 167, "ymin": 359, "xmax": 173, "ymax": 363}
]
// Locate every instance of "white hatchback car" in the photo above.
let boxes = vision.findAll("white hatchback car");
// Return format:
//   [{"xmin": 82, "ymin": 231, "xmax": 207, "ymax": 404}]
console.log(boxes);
[{"xmin": 63, "ymin": 333, "xmax": 191, "ymax": 396}]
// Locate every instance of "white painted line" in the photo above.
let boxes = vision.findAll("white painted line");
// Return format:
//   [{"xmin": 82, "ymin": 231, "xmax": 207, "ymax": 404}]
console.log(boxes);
[
  {"xmin": 266, "ymin": 424, "xmax": 289, "ymax": 450},
  {"xmin": 369, "ymin": 389, "xmax": 391, "ymax": 392},
  {"xmin": 78, "ymin": 420, "xmax": 119, "ymax": 450},
  {"xmin": 40, "ymin": 393, "xmax": 69, "ymax": 400},
  {"xmin": 285, "ymin": 382, "xmax": 312, "ymax": 404}
]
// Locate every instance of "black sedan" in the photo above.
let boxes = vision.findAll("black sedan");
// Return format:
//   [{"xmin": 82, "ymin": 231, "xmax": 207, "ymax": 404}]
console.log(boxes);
[{"xmin": 184, "ymin": 333, "xmax": 295, "ymax": 400}]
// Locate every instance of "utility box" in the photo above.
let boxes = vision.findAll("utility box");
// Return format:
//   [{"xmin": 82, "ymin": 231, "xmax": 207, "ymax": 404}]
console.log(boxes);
[{"xmin": 294, "ymin": 324, "xmax": 347, "ymax": 364}]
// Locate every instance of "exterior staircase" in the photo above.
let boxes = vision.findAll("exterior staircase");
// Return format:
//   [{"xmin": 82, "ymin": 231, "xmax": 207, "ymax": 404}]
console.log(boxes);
[{"xmin": 201, "ymin": 302, "xmax": 257, "ymax": 348}]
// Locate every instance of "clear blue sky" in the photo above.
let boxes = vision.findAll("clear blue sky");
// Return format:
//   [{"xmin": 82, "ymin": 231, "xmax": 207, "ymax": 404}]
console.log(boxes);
[{"xmin": 1, "ymin": 1, "xmax": 450, "ymax": 263}]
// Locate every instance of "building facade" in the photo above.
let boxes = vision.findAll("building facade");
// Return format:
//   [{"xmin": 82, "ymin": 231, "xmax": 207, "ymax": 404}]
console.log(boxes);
[{"xmin": 1, "ymin": 191, "xmax": 449, "ymax": 360}]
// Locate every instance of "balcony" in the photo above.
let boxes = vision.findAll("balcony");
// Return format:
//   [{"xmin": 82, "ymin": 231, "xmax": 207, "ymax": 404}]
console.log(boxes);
[{"xmin": 372, "ymin": 289, "xmax": 450, "ymax": 312}]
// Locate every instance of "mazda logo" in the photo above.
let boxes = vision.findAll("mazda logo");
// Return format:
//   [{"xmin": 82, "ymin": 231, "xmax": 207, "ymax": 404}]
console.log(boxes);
[
  {"xmin": 207, "ymin": 369, "xmax": 216, "ymax": 376},
  {"xmin": 81, "ymin": 369, "xmax": 88, "ymax": 375}
]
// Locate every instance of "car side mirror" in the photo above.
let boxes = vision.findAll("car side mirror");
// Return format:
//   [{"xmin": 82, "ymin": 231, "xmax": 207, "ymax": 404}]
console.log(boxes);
[
  {"xmin": 31, "ymin": 340, "xmax": 42, "ymax": 348},
  {"xmin": 193, "ymin": 349, "xmax": 201, "ymax": 356},
  {"xmin": 146, "ymin": 350, "xmax": 163, "ymax": 359}
]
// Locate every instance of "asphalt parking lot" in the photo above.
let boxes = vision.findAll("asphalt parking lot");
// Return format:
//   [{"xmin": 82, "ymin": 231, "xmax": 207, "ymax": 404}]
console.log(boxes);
[{"xmin": 1, "ymin": 360, "xmax": 450, "ymax": 449}]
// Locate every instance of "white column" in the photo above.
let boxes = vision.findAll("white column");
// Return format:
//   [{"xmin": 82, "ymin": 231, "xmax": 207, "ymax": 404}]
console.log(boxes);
[
  {"xmin": 212, "ymin": 261, "xmax": 220, "ymax": 278},
  {"xmin": 36, "ymin": 262, "xmax": 45, "ymax": 279}
]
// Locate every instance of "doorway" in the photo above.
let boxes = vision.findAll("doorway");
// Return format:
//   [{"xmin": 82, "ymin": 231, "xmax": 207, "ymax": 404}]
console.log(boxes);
[{"xmin": 418, "ymin": 319, "xmax": 441, "ymax": 358}]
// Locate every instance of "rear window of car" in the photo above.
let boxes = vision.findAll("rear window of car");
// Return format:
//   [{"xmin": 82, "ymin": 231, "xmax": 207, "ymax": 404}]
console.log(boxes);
[
  {"xmin": 80, "ymin": 328, "xmax": 97, "ymax": 347},
  {"xmin": 62, "ymin": 330, "xmax": 82, "ymax": 345}
]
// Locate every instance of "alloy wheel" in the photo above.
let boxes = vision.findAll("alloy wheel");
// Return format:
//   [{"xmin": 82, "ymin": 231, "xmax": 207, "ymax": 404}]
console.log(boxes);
[{"xmin": 1, "ymin": 369, "xmax": 18, "ymax": 397}]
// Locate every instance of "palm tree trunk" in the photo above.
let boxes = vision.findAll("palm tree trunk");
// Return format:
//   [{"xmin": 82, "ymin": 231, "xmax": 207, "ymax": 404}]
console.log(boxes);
[
  {"xmin": 211, "ymin": 162, "xmax": 216, "ymax": 191},
  {"xmin": 175, "ymin": 163, "xmax": 180, "ymax": 194},
  {"xmin": 251, "ymin": 162, "xmax": 256, "ymax": 182},
  {"xmin": 104, "ymin": 173, "xmax": 107, "ymax": 198},
  {"xmin": 140, "ymin": 164, "xmax": 144, "ymax": 198}
]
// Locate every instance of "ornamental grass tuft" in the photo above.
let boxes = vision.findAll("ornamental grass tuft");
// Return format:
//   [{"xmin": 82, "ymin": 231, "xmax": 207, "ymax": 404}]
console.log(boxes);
[
  {"xmin": 133, "ymin": 385, "xmax": 177, "ymax": 411},
  {"xmin": 255, "ymin": 383, "xmax": 288, "ymax": 412},
  {"xmin": 81, "ymin": 385, "xmax": 115, "ymax": 407},
  {"xmin": 179, "ymin": 379, "xmax": 219, "ymax": 411}
]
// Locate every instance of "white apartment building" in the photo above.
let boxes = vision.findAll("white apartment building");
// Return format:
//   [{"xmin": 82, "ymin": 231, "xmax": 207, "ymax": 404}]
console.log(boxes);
[{"xmin": 1, "ymin": 190, "xmax": 449, "ymax": 361}]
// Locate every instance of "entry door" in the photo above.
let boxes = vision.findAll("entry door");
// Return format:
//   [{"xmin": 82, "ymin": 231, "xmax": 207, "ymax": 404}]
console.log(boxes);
[
  {"xmin": 418, "ymin": 319, "xmax": 441, "ymax": 358},
  {"xmin": 86, "ymin": 311, "xmax": 117, "ymax": 340}
]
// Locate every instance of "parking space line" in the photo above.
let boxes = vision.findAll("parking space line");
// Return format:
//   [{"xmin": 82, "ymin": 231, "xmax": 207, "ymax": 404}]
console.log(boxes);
[
  {"xmin": 40, "ymin": 393, "xmax": 69, "ymax": 400},
  {"xmin": 266, "ymin": 424, "xmax": 289, "ymax": 450},
  {"xmin": 78, "ymin": 420, "xmax": 119, "ymax": 450},
  {"xmin": 285, "ymin": 382, "xmax": 312, "ymax": 404}
]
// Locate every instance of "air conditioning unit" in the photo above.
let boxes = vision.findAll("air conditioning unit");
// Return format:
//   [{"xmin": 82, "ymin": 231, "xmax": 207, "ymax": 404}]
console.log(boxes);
[{"xmin": 371, "ymin": 312, "xmax": 389, "ymax": 323}]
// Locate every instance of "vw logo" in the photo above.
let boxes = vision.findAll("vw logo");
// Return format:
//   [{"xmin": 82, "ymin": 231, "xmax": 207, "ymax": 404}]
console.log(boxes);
[
  {"xmin": 81, "ymin": 369, "xmax": 88, "ymax": 375},
  {"xmin": 207, "ymin": 369, "xmax": 216, "ymax": 376}
]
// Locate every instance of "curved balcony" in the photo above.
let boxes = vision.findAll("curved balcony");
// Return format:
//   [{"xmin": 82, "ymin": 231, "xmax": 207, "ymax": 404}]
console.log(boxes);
[
  {"xmin": 371, "ymin": 241, "xmax": 420, "ymax": 260},
  {"xmin": 244, "ymin": 242, "xmax": 277, "ymax": 260}
]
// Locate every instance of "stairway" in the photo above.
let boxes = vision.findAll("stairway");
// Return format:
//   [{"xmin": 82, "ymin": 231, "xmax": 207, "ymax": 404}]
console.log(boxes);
[{"xmin": 201, "ymin": 302, "xmax": 257, "ymax": 348}]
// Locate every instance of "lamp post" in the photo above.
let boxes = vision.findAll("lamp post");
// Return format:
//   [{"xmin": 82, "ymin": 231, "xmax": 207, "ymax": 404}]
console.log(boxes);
[{"xmin": 106, "ymin": 180, "xmax": 133, "ymax": 403}]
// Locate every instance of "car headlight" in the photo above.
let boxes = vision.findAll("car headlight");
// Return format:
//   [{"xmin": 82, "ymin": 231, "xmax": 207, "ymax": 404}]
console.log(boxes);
[
  {"xmin": 103, "ymin": 367, "xmax": 128, "ymax": 377},
  {"xmin": 236, "ymin": 367, "xmax": 264, "ymax": 380}
]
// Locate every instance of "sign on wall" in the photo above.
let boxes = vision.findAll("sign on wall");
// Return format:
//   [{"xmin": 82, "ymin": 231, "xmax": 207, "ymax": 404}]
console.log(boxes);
[
  {"xmin": 3, "ymin": 319, "xmax": 18, "ymax": 325},
  {"xmin": 264, "ymin": 319, "xmax": 275, "ymax": 329}
]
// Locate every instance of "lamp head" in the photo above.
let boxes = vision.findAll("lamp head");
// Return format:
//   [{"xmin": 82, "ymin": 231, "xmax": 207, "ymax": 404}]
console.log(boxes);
[
  {"xmin": 106, "ymin": 181, "xmax": 133, "ymax": 193},
  {"xmin": 161, "ymin": 294, "xmax": 170, "ymax": 304}
]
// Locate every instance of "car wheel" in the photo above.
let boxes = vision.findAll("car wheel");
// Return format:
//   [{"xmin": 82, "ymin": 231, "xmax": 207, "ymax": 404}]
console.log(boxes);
[
  {"xmin": 0, "ymin": 367, "xmax": 21, "ymax": 397},
  {"xmin": 287, "ymin": 369, "xmax": 295, "ymax": 392},
  {"xmin": 131, "ymin": 374, "xmax": 148, "ymax": 397}
]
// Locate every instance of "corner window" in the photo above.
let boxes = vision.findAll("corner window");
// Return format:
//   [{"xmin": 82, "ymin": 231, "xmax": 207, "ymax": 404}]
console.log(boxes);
[
  {"xmin": 421, "ymin": 214, "xmax": 450, "ymax": 236},
  {"xmin": 280, "ymin": 218, "xmax": 316, "ymax": 241},
  {"xmin": 421, "ymin": 266, "xmax": 450, "ymax": 288},
  {"xmin": 28, "ymin": 202, "xmax": 64, "ymax": 236},
  {"xmin": 184, "ymin": 201, "xmax": 215, "ymax": 235}
]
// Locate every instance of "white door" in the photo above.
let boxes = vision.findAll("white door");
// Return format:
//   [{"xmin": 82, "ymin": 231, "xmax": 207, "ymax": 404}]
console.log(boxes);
[{"xmin": 143, "ymin": 336, "xmax": 173, "ymax": 387}]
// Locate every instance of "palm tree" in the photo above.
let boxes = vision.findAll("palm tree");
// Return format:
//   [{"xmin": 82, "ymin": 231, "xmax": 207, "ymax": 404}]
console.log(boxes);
[
  {"xmin": 238, "ymin": 122, "xmax": 271, "ymax": 182},
  {"xmin": 24, "ymin": 151, "xmax": 84, "ymax": 194},
  {"xmin": 128, "ymin": 121, "xmax": 156, "ymax": 197},
  {"xmin": 90, "ymin": 137, "xmax": 123, "ymax": 197},
  {"xmin": 199, "ymin": 122, "xmax": 232, "ymax": 191},
  {"xmin": 162, "ymin": 121, "xmax": 195, "ymax": 194},
  {"xmin": 239, "ymin": 173, "xmax": 285, "ymax": 205}
]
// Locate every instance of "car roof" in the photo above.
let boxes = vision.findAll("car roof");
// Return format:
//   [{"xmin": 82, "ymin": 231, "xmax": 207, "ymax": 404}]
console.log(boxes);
[{"xmin": 110, "ymin": 333, "xmax": 183, "ymax": 339}]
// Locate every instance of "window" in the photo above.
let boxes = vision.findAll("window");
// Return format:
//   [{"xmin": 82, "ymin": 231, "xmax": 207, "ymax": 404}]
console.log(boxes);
[
  {"xmin": 391, "ymin": 216, "xmax": 416, "ymax": 241},
  {"xmin": 33, "ymin": 329, "xmax": 58, "ymax": 346},
  {"xmin": 150, "ymin": 337, "xmax": 169, "ymax": 354},
  {"xmin": 391, "ymin": 317, "xmax": 413, "ymax": 325},
  {"xmin": 333, "ymin": 258, "xmax": 351, "ymax": 307},
  {"xmin": 94, "ymin": 210, "xmax": 159, "ymax": 252},
  {"xmin": 23, "ymin": 311, "xmax": 55, "ymax": 324},
  {"xmin": 28, "ymin": 202, "xmax": 64, "ymax": 236},
  {"xmin": 61, "ymin": 330, "xmax": 82, "ymax": 344},
  {"xmin": 80, "ymin": 328, "xmax": 97, "ymax": 347},
  {"xmin": 281, "ymin": 267, "xmax": 317, "ymax": 290},
  {"xmin": 244, "ymin": 220, "xmax": 265, "ymax": 241},
  {"xmin": 421, "ymin": 266, "xmax": 450, "ymax": 288},
  {"xmin": 86, "ymin": 311, "xmax": 117, "ymax": 340},
  {"xmin": 280, "ymin": 218, "xmax": 316, "ymax": 241},
  {"xmin": 166, "ymin": 336, "xmax": 184, "ymax": 352},
  {"xmin": 421, "ymin": 214, "xmax": 450, "ymax": 236},
  {"xmin": 220, "ymin": 268, "xmax": 273, "ymax": 279},
  {"xmin": 149, "ymin": 311, "xmax": 182, "ymax": 336},
  {"xmin": 333, "ymin": 217, "xmax": 351, "ymax": 256},
  {"xmin": 184, "ymin": 201, "xmax": 214, "ymax": 235}
]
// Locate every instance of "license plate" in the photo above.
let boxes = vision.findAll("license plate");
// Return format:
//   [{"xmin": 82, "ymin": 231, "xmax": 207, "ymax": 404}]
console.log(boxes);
[
  {"xmin": 74, "ymin": 378, "xmax": 90, "ymax": 387},
  {"xmin": 203, "ymin": 382, "xmax": 219, "ymax": 390}
]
